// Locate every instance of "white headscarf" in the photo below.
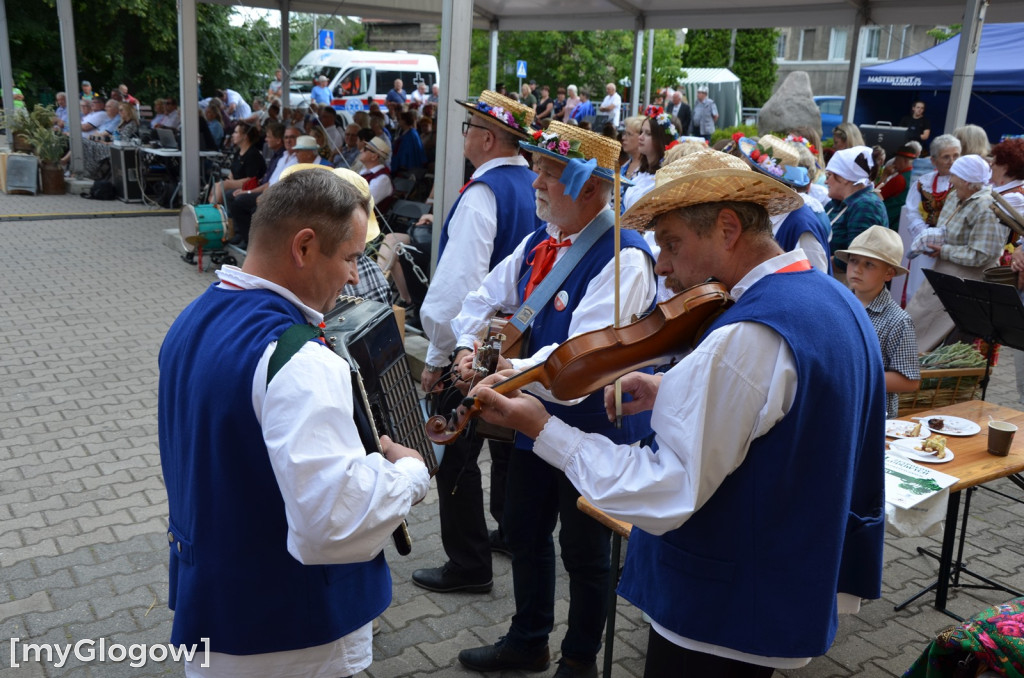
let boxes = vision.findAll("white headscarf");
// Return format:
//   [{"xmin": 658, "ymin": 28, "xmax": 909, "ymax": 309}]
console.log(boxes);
[
  {"xmin": 950, "ymin": 154, "xmax": 992, "ymax": 185},
  {"xmin": 826, "ymin": 146, "xmax": 874, "ymax": 186}
]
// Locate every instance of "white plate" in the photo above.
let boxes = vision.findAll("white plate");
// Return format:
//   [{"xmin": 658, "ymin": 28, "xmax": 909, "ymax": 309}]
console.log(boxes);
[
  {"xmin": 916, "ymin": 415, "xmax": 981, "ymax": 437},
  {"xmin": 889, "ymin": 437, "xmax": 955, "ymax": 464},
  {"xmin": 886, "ymin": 419, "xmax": 929, "ymax": 439}
]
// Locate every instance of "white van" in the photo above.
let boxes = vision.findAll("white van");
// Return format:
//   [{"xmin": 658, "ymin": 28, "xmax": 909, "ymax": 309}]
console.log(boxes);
[{"xmin": 288, "ymin": 49, "xmax": 439, "ymax": 113}]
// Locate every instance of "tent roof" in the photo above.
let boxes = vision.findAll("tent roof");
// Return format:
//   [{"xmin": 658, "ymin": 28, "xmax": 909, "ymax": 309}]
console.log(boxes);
[
  {"xmin": 204, "ymin": 0, "xmax": 1024, "ymax": 31},
  {"xmin": 679, "ymin": 68, "xmax": 739, "ymax": 84},
  {"xmin": 859, "ymin": 22, "xmax": 1024, "ymax": 91}
]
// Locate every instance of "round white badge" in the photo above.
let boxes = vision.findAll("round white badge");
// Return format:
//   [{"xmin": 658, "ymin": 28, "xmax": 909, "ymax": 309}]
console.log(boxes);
[{"xmin": 554, "ymin": 290, "xmax": 569, "ymax": 311}]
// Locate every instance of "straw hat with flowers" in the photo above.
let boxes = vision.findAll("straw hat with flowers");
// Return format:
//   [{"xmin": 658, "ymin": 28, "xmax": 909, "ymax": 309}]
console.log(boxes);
[
  {"xmin": 519, "ymin": 120, "xmax": 625, "ymax": 185},
  {"xmin": 621, "ymin": 149, "xmax": 803, "ymax": 230},
  {"xmin": 456, "ymin": 90, "xmax": 536, "ymax": 139}
]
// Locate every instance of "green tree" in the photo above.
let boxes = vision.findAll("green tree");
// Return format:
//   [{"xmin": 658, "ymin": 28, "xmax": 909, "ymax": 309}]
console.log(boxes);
[
  {"xmin": 927, "ymin": 24, "xmax": 961, "ymax": 42},
  {"xmin": 681, "ymin": 28, "xmax": 779, "ymax": 108},
  {"xmin": 467, "ymin": 29, "xmax": 682, "ymax": 104}
]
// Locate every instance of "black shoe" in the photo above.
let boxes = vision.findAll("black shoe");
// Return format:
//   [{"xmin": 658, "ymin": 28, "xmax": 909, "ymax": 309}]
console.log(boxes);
[
  {"xmin": 458, "ymin": 636, "xmax": 550, "ymax": 673},
  {"xmin": 553, "ymin": 658, "xmax": 598, "ymax": 678},
  {"xmin": 489, "ymin": 529, "xmax": 512, "ymax": 557},
  {"xmin": 412, "ymin": 564, "xmax": 492, "ymax": 593}
]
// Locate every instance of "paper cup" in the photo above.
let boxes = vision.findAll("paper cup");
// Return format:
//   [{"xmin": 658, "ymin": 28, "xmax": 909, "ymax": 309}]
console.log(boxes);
[{"xmin": 988, "ymin": 421, "xmax": 1017, "ymax": 457}]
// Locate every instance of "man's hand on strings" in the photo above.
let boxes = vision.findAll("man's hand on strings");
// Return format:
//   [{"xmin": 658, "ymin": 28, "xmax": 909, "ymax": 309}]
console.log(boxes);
[
  {"xmin": 470, "ymin": 370, "xmax": 550, "ymax": 440},
  {"xmin": 604, "ymin": 371, "xmax": 662, "ymax": 421}
]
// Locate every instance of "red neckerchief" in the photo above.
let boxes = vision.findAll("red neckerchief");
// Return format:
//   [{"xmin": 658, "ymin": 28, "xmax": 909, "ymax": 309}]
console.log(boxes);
[{"xmin": 524, "ymin": 236, "xmax": 572, "ymax": 298}]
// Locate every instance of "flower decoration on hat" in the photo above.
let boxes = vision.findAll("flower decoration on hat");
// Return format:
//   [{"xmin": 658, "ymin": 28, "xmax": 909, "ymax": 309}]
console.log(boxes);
[
  {"xmin": 784, "ymin": 133, "xmax": 818, "ymax": 159},
  {"xmin": 744, "ymin": 141, "xmax": 785, "ymax": 178},
  {"xmin": 643, "ymin": 104, "xmax": 664, "ymax": 118},
  {"xmin": 475, "ymin": 101, "xmax": 528, "ymax": 131},
  {"xmin": 529, "ymin": 129, "xmax": 585, "ymax": 159}
]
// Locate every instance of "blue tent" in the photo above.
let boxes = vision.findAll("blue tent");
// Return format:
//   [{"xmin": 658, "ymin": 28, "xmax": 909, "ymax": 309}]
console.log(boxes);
[{"xmin": 857, "ymin": 23, "xmax": 1024, "ymax": 143}]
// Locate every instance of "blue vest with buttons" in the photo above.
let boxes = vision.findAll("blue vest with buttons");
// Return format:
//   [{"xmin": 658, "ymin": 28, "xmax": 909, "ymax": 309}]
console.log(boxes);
[
  {"xmin": 158, "ymin": 285, "xmax": 391, "ymax": 654},
  {"xmin": 513, "ymin": 219, "xmax": 655, "ymax": 450},
  {"xmin": 437, "ymin": 164, "xmax": 540, "ymax": 268},
  {"xmin": 617, "ymin": 268, "xmax": 886, "ymax": 658}
]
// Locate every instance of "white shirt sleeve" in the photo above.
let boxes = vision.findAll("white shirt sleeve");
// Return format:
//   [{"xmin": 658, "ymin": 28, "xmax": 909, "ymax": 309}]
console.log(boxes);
[
  {"xmin": 254, "ymin": 341, "xmax": 430, "ymax": 565},
  {"xmin": 421, "ymin": 183, "xmax": 498, "ymax": 366},
  {"xmin": 797, "ymin": 235, "xmax": 829, "ymax": 273},
  {"xmin": 532, "ymin": 320, "xmax": 797, "ymax": 535},
  {"xmin": 901, "ymin": 176, "xmax": 928, "ymax": 239}
]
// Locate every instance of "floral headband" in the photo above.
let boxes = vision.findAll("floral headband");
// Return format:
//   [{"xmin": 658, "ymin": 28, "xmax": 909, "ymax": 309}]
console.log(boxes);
[
  {"xmin": 784, "ymin": 133, "xmax": 821, "ymax": 168},
  {"xmin": 526, "ymin": 129, "xmax": 597, "ymax": 199},
  {"xmin": 475, "ymin": 101, "xmax": 528, "ymax": 131}
]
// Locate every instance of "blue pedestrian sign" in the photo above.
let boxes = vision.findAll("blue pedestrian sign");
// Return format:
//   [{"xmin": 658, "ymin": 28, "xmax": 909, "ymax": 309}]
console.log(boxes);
[{"xmin": 516, "ymin": 60, "xmax": 527, "ymax": 79}]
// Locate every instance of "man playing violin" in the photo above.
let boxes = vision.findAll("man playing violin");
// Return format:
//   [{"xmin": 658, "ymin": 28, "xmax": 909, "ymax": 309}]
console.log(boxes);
[
  {"xmin": 450, "ymin": 121, "xmax": 656, "ymax": 678},
  {"xmin": 471, "ymin": 150, "xmax": 886, "ymax": 677}
]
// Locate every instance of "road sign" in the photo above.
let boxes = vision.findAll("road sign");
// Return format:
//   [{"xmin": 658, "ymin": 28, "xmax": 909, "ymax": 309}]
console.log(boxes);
[
  {"xmin": 319, "ymin": 30, "xmax": 334, "ymax": 50},
  {"xmin": 516, "ymin": 60, "xmax": 527, "ymax": 79}
]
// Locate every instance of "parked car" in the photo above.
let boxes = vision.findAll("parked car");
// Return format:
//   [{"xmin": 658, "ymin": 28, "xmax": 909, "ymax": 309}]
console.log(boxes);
[{"xmin": 814, "ymin": 96, "xmax": 845, "ymax": 140}]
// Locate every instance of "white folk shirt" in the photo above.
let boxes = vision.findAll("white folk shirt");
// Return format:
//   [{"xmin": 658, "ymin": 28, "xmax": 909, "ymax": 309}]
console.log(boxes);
[
  {"xmin": 531, "ymin": 250, "xmax": 859, "ymax": 669},
  {"xmin": 452, "ymin": 212, "xmax": 655, "ymax": 403},
  {"xmin": 421, "ymin": 154, "xmax": 531, "ymax": 367},
  {"xmin": 185, "ymin": 266, "xmax": 430, "ymax": 678}
]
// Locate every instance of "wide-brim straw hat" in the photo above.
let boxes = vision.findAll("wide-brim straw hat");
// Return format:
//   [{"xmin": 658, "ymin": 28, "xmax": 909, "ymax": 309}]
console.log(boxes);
[
  {"xmin": 736, "ymin": 136, "xmax": 809, "ymax": 189},
  {"xmin": 518, "ymin": 120, "xmax": 625, "ymax": 184},
  {"xmin": 621, "ymin": 149, "xmax": 803, "ymax": 230},
  {"xmin": 834, "ymin": 225, "xmax": 908, "ymax": 276},
  {"xmin": 456, "ymin": 90, "xmax": 535, "ymax": 139},
  {"xmin": 363, "ymin": 135, "xmax": 392, "ymax": 164},
  {"xmin": 279, "ymin": 164, "xmax": 381, "ymax": 242}
]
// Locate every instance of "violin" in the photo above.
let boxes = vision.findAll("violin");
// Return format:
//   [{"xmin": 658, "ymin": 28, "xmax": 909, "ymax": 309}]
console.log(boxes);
[{"xmin": 425, "ymin": 281, "xmax": 733, "ymax": 445}]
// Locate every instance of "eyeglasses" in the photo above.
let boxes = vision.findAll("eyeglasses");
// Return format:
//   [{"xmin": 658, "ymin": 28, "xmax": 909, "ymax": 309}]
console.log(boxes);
[{"xmin": 462, "ymin": 120, "xmax": 490, "ymax": 136}]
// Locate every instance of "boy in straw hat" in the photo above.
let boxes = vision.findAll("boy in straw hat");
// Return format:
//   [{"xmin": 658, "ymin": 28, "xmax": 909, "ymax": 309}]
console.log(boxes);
[
  {"xmin": 158, "ymin": 166, "xmax": 428, "ymax": 678},
  {"xmin": 470, "ymin": 149, "xmax": 886, "ymax": 677},
  {"xmin": 451, "ymin": 120, "xmax": 656, "ymax": 677},
  {"xmin": 410, "ymin": 89, "xmax": 541, "ymax": 596},
  {"xmin": 836, "ymin": 225, "xmax": 920, "ymax": 418}
]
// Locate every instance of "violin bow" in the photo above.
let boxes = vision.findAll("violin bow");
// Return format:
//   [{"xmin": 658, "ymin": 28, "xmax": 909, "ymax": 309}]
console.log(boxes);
[{"xmin": 612, "ymin": 162, "xmax": 623, "ymax": 429}]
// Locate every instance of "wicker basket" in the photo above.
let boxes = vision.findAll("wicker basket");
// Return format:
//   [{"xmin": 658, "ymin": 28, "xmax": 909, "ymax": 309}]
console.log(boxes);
[{"xmin": 898, "ymin": 366, "xmax": 986, "ymax": 416}]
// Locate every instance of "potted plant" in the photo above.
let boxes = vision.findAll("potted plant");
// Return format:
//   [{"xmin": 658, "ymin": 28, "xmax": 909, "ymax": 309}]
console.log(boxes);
[{"xmin": 27, "ymin": 120, "xmax": 68, "ymax": 195}]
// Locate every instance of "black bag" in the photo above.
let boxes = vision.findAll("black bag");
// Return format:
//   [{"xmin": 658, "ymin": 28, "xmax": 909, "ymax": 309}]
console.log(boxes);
[{"xmin": 83, "ymin": 180, "xmax": 116, "ymax": 200}]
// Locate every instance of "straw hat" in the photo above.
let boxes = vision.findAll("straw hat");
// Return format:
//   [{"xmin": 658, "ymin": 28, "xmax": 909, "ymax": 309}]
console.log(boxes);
[
  {"xmin": 621, "ymin": 149, "xmax": 803, "ymax": 230},
  {"xmin": 293, "ymin": 135, "xmax": 318, "ymax": 151},
  {"xmin": 362, "ymin": 135, "xmax": 392, "ymax": 164},
  {"xmin": 456, "ymin": 90, "xmax": 535, "ymax": 139},
  {"xmin": 278, "ymin": 164, "xmax": 381, "ymax": 242},
  {"xmin": 519, "ymin": 120, "xmax": 624, "ymax": 184},
  {"xmin": 736, "ymin": 136, "xmax": 808, "ymax": 189},
  {"xmin": 834, "ymin": 225, "xmax": 908, "ymax": 276}
]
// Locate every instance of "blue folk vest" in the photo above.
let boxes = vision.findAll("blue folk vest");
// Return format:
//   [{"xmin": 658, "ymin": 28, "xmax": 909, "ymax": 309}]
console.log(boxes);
[
  {"xmin": 617, "ymin": 268, "xmax": 886, "ymax": 658},
  {"xmin": 513, "ymin": 219, "xmax": 655, "ymax": 450},
  {"xmin": 774, "ymin": 204, "xmax": 834, "ymax": 275},
  {"xmin": 158, "ymin": 285, "xmax": 391, "ymax": 654},
  {"xmin": 438, "ymin": 164, "xmax": 541, "ymax": 269}
]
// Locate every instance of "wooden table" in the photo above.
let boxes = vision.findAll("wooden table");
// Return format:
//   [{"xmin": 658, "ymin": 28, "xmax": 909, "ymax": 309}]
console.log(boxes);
[{"xmin": 891, "ymin": 400, "xmax": 1024, "ymax": 619}]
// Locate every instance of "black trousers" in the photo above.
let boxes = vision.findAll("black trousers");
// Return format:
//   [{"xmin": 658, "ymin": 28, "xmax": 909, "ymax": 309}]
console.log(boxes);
[
  {"xmin": 224, "ymin": 190, "xmax": 259, "ymax": 242},
  {"xmin": 434, "ymin": 431, "xmax": 511, "ymax": 576},
  {"xmin": 644, "ymin": 627, "xmax": 776, "ymax": 678}
]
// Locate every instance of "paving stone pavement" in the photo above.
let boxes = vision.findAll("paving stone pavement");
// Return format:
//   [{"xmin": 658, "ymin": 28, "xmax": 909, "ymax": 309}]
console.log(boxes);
[{"xmin": 1, "ymin": 191, "xmax": 1023, "ymax": 677}]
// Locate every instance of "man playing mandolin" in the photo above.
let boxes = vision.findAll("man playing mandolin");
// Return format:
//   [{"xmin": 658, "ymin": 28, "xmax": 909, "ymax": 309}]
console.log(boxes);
[
  {"xmin": 470, "ymin": 150, "xmax": 887, "ymax": 677},
  {"xmin": 450, "ymin": 122, "xmax": 656, "ymax": 677}
]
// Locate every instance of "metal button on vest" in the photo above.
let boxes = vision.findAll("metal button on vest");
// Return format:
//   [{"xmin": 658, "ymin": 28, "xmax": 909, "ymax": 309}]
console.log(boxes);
[
  {"xmin": 168, "ymin": 532, "xmax": 174, "ymax": 543},
  {"xmin": 177, "ymin": 542, "xmax": 182, "ymax": 553}
]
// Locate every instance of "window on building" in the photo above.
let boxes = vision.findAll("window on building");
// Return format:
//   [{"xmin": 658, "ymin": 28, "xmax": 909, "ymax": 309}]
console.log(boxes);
[
  {"xmin": 864, "ymin": 27, "xmax": 882, "ymax": 59},
  {"xmin": 829, "ymin": 28, "xmax": 849, "ymax": 60},
  {"xmin": 776, "ymin": 32, "xmax": 788, "ymax": 59},
  {"xmin": 798, "ymin": 29, "xmax": 817, "ymax": 60}
]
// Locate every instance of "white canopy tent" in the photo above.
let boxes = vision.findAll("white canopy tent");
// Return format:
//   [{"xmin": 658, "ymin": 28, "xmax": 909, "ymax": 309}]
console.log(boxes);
[{"xmin": 3, "ymin": 0, "xmax": 1022, "ymax": 245}]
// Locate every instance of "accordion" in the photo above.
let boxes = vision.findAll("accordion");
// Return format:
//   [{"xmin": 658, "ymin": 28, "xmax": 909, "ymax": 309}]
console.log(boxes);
[{"xmin": 323, "ymin": 296, "xmax": 438, "ymax": 474}]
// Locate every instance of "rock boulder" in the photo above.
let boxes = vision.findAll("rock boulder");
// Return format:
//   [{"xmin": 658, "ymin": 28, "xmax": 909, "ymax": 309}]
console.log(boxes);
[{"xmin": 757, "ymin": 71, "xmax": 822, "ymax": 138}]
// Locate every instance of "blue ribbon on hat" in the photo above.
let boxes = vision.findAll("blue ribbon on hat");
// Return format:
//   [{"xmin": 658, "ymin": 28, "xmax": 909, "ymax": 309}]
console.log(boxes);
[{"xmin": 559, "ymin": 157, "xmax": 597, "ymax": 200}]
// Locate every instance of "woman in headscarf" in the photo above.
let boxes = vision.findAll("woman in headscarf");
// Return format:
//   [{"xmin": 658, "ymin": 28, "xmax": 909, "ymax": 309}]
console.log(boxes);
[
  {"xmin": 906, "ymin": 155, "xmax": 1009, "ymax": 352},
  {"xmin": 825, "ymin": 145, "xmax": 888, "ymax": 282},
  {"xmin": 898, "ymin": 134, "xmax": 962, "ymax": 305}
]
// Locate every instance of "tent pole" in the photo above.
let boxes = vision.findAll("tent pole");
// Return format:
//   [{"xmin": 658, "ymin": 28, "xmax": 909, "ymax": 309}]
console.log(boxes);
[
  {"xmin": 645, "ymin": 28, "xmax": 654, "ymax": 108},
  {"xmin": 944, "ymin": 0, "xmax": 988, "ymax": 133},
  {"xmin": 631, "ymin": 21, "xmax": 643, "ymax": 119},
  {"xmin": 433, "ymin": 0, "xmax": 472, "ymax": 278},
  {"xmin": 280, "ymin": 0, "xmax": 290, "ymax": 101},
  {"xmin": 55, "ymin": 0, "xmax": 82, "ymax": 173},
  {"xmin": 177, "ymin": 0, "xmax": 199, "ymax": 206},
  {"xmin": 488, "ymin": 25, "xmax": 498, "ymax": 91},
  {"xmin": 841, "ymin": 7, "xmax": 866, "ymax": 124}
]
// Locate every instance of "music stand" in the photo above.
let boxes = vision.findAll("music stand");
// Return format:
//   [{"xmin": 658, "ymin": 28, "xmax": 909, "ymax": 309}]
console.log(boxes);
[{"xmin": 923, "ymin": 268, "xmax": 1024, "ymax": 400}]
